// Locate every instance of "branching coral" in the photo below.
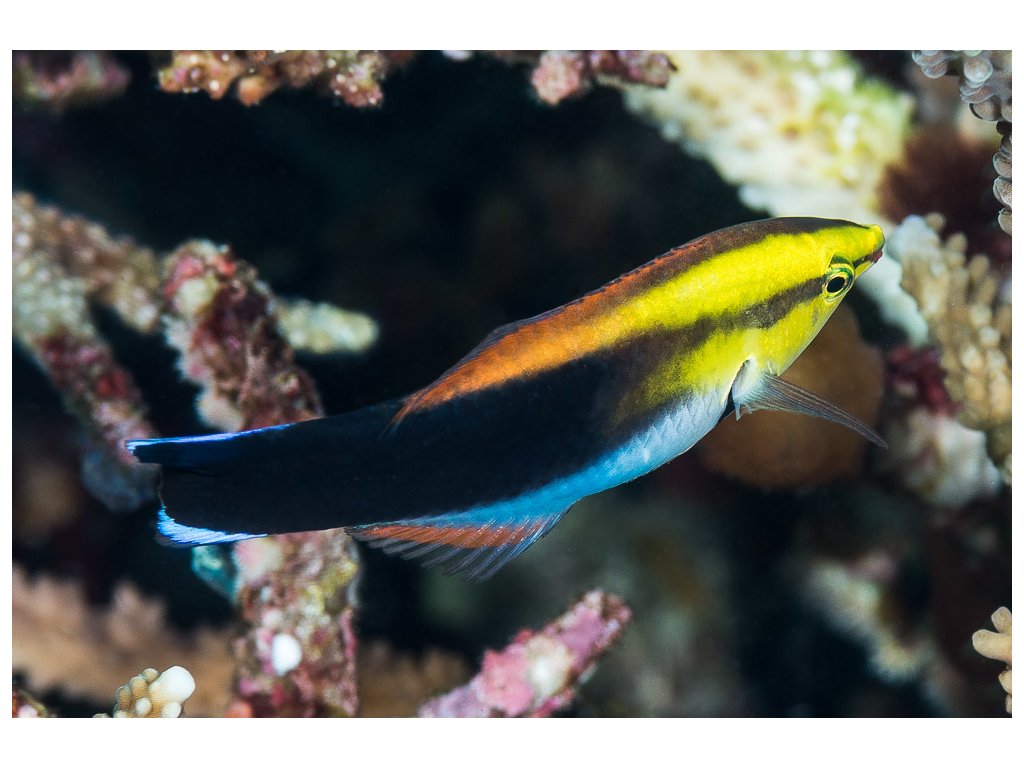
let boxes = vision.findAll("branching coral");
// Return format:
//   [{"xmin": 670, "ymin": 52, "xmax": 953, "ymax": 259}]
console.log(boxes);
[
  {"xmin": 887, "ymin": 214, "xmax": 1011, "ymax": 483},
  {"xmin": 419, "ymin": 590, "xmax": 631, "ymax": 717},
  {"xmin": 106, "ymin": 666, "xmax": 196, "ymax": 718},
  {"xmin": 620, "ymin": 50, "xmax": 923, "ymax": 341},
  {"xmin": 883, "ymin": 405, "xmax": 1001, "ymax": 507},
  {"xmin": 13, "ymin": 51, "xmax": 129, "ymax": 113},
  {"xmin": 277, "ymin": 298, "xmax": 378, "ymax": 355},
  {"xmin": 161, "ymin": 240, "xmax": 365, "ymax": 716},
  {"xmin": 11, "ymin": 51, "xmax": 1012, "ymax": 719},
  {"xmin": 12, "ymin": 194, "xmax": 159, "ymax": 509},
  {"xmin": 622, "ymin": 51, "xmax": 912, "ymax": 224},
  {"xmin": 12, "ymin": 193, "xmax": 163, "ymax": 333},
  {"xmin": 972, "ymin": 607, "xmax": 1012, "ymax": 713},
  {"xmin": 162, "ymin": 240, "xmax": 324, "ymax": 432},
  {"xmin": 230, "ymin": 533, "xmax": 361, "ymax": 717},
  {"xmin": 12, "ymin": 567, "xmax": 233, "ymax": 716},
  {"xmin": 913, "ymin": 51, "xmax": 1012, "ymax": 234},
  {"xmin": 156, "ymin": 50, "xmax": 675, "ymax": 110},
  {"xmin": 11, "ymin": 195, "xmax": 374, "ymax": 719},
  {"xmin": 11, "ymin": 194, "xmax": 378, "ymax": 505},
  {"xmin": 158, "ymin": 51, "xmax": 415, "ymax": 107}
]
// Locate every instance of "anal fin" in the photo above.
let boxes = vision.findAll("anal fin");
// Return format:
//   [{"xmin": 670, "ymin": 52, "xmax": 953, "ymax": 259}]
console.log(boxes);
[{"xmin": 348, "ymin": 503, "xmax": 569, "ymax": 581}]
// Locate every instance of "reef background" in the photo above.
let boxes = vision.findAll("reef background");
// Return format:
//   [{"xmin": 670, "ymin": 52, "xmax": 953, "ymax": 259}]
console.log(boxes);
[{"xmin": 12, "ymin": 51, "xmax": 1011, "ymax": 717}]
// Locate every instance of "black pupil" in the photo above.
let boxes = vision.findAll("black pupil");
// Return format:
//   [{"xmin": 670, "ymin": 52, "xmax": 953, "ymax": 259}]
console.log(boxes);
[{"xmin": 827, "ymin": 275, "xmax": 847, "ymax": 293}]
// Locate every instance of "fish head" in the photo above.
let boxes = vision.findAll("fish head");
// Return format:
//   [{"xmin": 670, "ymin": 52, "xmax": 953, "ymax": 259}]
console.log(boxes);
[{"xmin": 743, "ymin": 218, "xmax": 885, "ymax": 378}]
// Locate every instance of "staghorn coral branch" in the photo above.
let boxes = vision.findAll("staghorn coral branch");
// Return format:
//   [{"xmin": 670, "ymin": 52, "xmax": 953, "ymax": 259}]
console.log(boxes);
[
  {"xmin": 12, "ymin": 193, "xmax": 159, "ymax": 509},
  {"xmin": 11, "ymin": 194, "xmax": 376, "ymax": 508},
  {"xmin": 12, "ymin": 192, "xmax": 163, "ymax": 333},
  {"xmin": 230, "ymin": 534, "xmax": 361, "ymax": 717},
  {"xmin": 12, "ymin": 194, "xmax": 377, "ymax": 718},
  {"xmin": 158, "ymin": 50, "xmax": 415, "ymax": 107},
  {"xmin": 160, "ymin": 239, "xmax": 364, "ymax": 716},
  {"xmin": 162, "ymin": 240, "xmax": 324, "ymax": 432},
  {"xmin": 419, "ymin": 590, "xmax": 631, "ymax": 717}
]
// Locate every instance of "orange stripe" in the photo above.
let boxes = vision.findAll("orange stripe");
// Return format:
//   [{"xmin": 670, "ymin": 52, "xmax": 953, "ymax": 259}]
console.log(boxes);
[
  {"xmin": 354, "ymin": 521, "xmax": 542, "ymax": 549},
  {"xmin": 393, "ymin": 239, "xmax": 711, "ymax": 422}
]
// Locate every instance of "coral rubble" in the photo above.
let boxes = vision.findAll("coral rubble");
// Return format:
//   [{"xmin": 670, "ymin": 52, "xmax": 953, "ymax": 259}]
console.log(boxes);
[
  {"xmin": 972, "ymin": 607, "xmax": 1012, "ymax": 713},
  {"xmin": 419, "ymin": 590, "xmax": 631, "ymax": 717}
]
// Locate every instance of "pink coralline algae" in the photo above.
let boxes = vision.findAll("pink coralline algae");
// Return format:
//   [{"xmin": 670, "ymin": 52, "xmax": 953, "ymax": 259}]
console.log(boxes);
[
  {"xmin": 527, "ymin": 50, "xmax": 675, "ymax": 106},
  {"xmin": 231, "ymin": 533, "xmax": 361, "ymax": 717},
  {"xmin": 162, "ymin": 240, "xmax": 322, "ymax": 431},
  {"xmin": 887, "ymin": 345, "xmax": 959, "ymax": 416},
  {"xmin": 419, "ymin": 590, "xmax": 632, "ymax": 717}
]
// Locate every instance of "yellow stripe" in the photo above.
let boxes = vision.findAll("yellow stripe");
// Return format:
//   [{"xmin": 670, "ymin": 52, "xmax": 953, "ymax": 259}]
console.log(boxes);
[{"xmin": 398, "ymin": 220, "xmax": 883, "ymax": 420}]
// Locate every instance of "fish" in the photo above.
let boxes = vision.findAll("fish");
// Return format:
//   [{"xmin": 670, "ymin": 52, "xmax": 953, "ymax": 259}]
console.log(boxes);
[{"xmin": 128, "ymin": 217, "xmax": 886, "ymax": 580}]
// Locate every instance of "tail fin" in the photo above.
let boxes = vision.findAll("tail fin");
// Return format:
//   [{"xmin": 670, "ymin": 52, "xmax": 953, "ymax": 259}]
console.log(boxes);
[{"xmin": 127, "ymin": 402, "xmax": 407, "ymax": 546}]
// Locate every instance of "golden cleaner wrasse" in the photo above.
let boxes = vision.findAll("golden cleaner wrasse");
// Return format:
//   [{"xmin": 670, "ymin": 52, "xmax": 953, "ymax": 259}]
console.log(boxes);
[{"xmin": 128, "ymin": 217, "xmax": 886, "ymax": 580}]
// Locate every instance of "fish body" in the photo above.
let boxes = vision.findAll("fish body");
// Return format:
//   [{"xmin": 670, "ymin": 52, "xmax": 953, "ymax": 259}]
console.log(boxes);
[{"xmin": 129, "ymin": 217, "xmax": 885, "ymax": 579}]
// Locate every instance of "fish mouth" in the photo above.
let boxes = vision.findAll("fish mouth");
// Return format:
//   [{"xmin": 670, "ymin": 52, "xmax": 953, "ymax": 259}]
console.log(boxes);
[{"xmin": 870, "ymin": 248, "xmax": 883, "ymax": 264}]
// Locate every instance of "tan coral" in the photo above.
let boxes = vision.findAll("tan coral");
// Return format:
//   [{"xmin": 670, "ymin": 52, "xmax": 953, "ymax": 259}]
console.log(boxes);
[
  {"xmin": 357, "ymin": 642, "xmax": 471, "ymax": 717},
  {"xmin": 972, "ymin": 607, "xmax": 1012, "ymax": 713},
  {"xmin": 12, "ymin": 567, "xmax": 233, "ymax": 716},
  {"xmin": 888, "ymin": 214, "xmax": 1011, "ymax": 482},
  {"xmin": 106, "ymin": 666, "xmax": 197, "ymax": 718},
  {"xmin": 620, "ymin": 51, "xmax": 926, "ymax": 343}
]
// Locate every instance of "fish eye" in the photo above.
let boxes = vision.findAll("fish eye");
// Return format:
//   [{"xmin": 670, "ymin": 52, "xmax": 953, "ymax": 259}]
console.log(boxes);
[
  {"xmin": 826, "ymin": 275, "xmax": 848, "ymax": 294},
  {"xmin": 822, "ymin": 264, "xmax": 853, "ymax": 301}
]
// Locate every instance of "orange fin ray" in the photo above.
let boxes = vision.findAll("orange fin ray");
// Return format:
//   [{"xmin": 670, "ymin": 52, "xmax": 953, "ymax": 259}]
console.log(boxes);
[{"xmin": 348, "ymin": 507, "xmax": 568, "ymax": 581}]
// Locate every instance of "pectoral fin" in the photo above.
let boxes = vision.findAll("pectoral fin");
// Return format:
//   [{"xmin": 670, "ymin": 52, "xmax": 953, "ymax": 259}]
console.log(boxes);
[{"xmin": 733, "ymin": 371, "xmax": 887, "ymax": 448}]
